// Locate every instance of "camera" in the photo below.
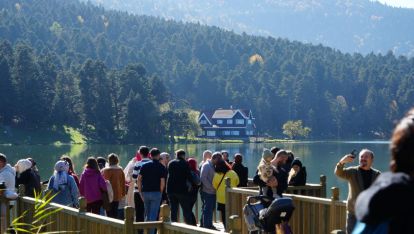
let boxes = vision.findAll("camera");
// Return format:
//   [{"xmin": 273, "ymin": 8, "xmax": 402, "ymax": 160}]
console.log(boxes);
[
  {"xmin": 350, "ymin": 149, "xmax": 357, "ymax": 158},
  {"xmin": 0, "ymin": 181, "xmax": 6, "ymax": 189}
]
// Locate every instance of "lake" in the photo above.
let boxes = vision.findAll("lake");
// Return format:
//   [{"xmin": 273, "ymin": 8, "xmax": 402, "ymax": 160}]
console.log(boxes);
[{"xmin": 0, "ymin": 141, "xmax": 391, "ymax": 200}]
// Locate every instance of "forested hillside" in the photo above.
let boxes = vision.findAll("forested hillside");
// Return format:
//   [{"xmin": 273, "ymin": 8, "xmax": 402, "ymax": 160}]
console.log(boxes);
[
  {"xmin": 85, "ymin": 0, "xmax": 414, "ymax": 56},
  {"xmin": 0, "ymin": 0, "xmax": 413, "ymax": 140}
]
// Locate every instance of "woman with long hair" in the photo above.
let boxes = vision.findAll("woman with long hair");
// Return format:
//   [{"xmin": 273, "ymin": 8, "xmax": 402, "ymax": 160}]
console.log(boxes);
[
  {"xmin": 213, "ymin": 158, "xmax": 239, "ymax": 229},
  {"xmin": 79, "ymin": 157, "xmax": 107, "ymax": 214}
]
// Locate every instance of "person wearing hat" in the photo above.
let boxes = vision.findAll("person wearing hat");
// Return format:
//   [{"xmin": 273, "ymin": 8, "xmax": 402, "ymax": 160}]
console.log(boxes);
[
  {"xmin": 15, "ymin": 159, "xmax": 41, "ymax": 197},
  {"xmin": 254, "ymin": 149, "xmax": 289, "ymax": 197},
  {"xmin": 47, "ymin": 160, "xmax": 79, "ymax": 207},
  {"xmin": 288, "ymin": 158, "xmax": 307, "ymax": 186},
  {"xmin": 257, "ymin": 148, "xmax": 278, "ymax": 198}
]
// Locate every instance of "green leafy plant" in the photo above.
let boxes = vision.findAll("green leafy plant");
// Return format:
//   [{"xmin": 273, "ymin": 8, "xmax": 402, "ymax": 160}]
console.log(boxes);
[{"xmin": 9, "ymin": 190, "xmax": 66, "ymax": 234}]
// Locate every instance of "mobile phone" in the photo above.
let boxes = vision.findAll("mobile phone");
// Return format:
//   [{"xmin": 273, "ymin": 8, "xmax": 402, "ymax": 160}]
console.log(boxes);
[{"xmin": 350, "ymin": 149, "xmax": 357, "ymax": 158}]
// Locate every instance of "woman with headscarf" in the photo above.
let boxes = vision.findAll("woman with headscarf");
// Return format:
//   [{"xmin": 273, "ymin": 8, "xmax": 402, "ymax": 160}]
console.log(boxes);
[
  {"xmin": 15, "ymin": 159, "xmax": 41, "ymax": 197},
  {"xmin": 79, "ymin": 157, "xmax": 107, "ymax": 214},
  {"xmin": 60, "ymin": 155, "xmax": 80, "ymax": 188},
  {"xmin": 187, "ymin": 157, "xmax": 201, "ymax": 221},
  {"xmin": 47, "ymin": 160, "xmax": 79, "ymax": 207}
]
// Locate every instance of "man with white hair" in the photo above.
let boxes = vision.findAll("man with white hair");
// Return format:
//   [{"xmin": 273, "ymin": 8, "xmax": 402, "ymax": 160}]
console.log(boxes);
[
  {"xmin": 199, "ymin": 150, "xmax": 212, "ymax": 170},
  {"xmin": 335, "ymin": 149, "xmax": 381, "ymax": 234}
]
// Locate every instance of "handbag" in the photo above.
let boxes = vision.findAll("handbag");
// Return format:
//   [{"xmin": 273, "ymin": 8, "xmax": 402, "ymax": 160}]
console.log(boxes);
[
  {"xmin": 101, "ymin": 190, "xmax": 111, "ymax": 211},
  {"xmin": 100, "ymin": 178, "xmax": 112, "ymax": 211}
]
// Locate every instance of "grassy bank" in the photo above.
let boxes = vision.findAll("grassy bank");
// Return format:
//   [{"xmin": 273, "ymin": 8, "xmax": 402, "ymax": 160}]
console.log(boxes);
[{"xmin": 0, "ymin": 125, "xmax": 87, "ymax": 145}]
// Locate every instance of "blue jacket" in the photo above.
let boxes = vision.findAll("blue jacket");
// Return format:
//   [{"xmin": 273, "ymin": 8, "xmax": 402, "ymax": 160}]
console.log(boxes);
[{"xmin": 47, "ymin": 174, "xmax": 79, "ymax": 207}]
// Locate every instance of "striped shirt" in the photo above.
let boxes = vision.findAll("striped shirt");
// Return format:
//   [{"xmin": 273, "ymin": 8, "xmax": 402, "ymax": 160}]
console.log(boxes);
[{"xmin": 132, "ymin": 158, "xmax": 151, "ymax": 191}]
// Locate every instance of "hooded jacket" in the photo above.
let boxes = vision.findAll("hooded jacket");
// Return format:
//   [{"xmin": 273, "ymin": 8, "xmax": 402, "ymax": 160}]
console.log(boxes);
[
  {"xmin": 0, "ymin": 164, "xmax": 16, "ymax": 190},
  {"xmin": 79, "ymin": 168, "xmax": 107, "ymax": 203}
]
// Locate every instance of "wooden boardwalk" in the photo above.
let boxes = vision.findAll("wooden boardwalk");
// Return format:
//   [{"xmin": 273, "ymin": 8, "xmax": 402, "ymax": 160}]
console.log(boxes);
[{"xmin": 1, "ymin": 175, "xmax": 346, "ymax": 234}]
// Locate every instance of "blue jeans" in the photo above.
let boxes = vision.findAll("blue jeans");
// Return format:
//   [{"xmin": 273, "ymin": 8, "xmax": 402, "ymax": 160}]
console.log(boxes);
[
  {"xmin": 200, "ymin": 191, "xmax": 216, "ymax": 229},
  {"xmin": 142, "ymin": 191, "xmax": 162, "ymax": 234}
]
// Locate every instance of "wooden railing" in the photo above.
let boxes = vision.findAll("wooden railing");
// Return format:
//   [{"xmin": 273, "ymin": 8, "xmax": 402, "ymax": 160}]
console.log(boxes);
[
  {"xmin": 225, "ymin": 179, "xmax": 346, "ymax": 234},
  {"xmin": 1, "ymin": 185, "xmax": 232, "ymax": 234},
  {"xmin": 2, "ymin": 175, "xmax": 340, "ymax": 234},
  {"xmin": 247, "ymin": 175, "xmax": 327, "ymax": 198}
]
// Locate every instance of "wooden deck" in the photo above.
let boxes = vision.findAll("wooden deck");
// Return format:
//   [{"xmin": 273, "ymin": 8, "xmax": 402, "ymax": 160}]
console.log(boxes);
[{"xmin": 1, "ymin": 175, "xmax": 346, "ymax": 234}]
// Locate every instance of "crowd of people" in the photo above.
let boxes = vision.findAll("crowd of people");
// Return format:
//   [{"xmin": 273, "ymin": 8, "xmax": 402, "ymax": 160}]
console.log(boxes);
[{"xmin": 0, "ymin": 145, "xmax": 308, "ymax": 231}]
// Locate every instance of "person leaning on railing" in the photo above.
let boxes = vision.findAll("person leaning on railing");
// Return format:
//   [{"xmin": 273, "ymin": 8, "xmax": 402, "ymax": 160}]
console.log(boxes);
[{"xmin": 0, "ymin": 153, "xmax": 15, "ymax": 196}]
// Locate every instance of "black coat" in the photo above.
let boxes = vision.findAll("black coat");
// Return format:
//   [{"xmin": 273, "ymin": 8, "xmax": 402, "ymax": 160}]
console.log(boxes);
[
  {"xmin": 253, "ymin": 166, "xmax": 288, "ymax": 197},
  {"xmin": 16, "ymin": 168, "xmax": 41, "ymax": 197},
  {"xmin": 355, "ymin": 172, "xmax": 414, "ymax": 233},
  {"xmin": 288, "ymin": 167, "xmax": 307, "ymax": 186},
  {"xmin": 232, "ymin": 163, "xmax": 248, "ymax": 187}
]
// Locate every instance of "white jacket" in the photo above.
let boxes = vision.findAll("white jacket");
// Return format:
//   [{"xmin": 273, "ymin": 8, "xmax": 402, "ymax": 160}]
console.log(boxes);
[{"xmin": 0, "ymin": 164, "xmax": 16, "ymax": 190}]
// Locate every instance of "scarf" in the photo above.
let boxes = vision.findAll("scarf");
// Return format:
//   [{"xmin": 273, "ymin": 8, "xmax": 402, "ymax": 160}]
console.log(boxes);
[{"xmin": 53, "ymin": 160, "xmax": 69, "ymax": 191}]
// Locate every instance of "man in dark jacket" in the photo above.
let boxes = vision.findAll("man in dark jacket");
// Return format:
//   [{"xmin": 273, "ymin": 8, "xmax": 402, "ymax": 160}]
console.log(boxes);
[
  {"xmin": 253, "ymin": 150, "xmax": 289, "ymax": 197},
  {"xmin": 166, "ymin": 149, "xmax": 196, "ymax": 225},
  {"xmin": 353, "ymin": 108, "xmax": 414, "ymax": 234}
]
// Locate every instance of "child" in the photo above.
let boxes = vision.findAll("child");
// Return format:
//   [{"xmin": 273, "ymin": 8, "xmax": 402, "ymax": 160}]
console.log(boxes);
[{"xmin": 257, "ymin": 149, "xmax": 278, "ymax": 198}]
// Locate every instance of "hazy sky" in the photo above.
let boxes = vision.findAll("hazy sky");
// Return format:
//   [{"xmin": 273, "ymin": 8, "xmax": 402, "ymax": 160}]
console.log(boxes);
[{"xmin": 375, "ymin": 0, "xmax": 414, "ymax": 8}]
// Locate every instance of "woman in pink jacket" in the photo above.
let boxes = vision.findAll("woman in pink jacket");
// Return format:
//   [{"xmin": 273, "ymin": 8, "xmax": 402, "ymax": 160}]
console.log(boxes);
[{"xmin": 79, "ymin": 157, "xmax": 107, "ymax": 214}]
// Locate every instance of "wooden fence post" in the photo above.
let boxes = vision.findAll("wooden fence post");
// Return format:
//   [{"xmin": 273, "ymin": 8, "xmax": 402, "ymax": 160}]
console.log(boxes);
[
  {"xmin": 77, "ymin": 197, "xmax": 87, "ymax": 233},
  {"xmin": 224, "ymin": 177, "xmax": 231, "ymax": 232},
  {"xmin": 330, "ymin": 187, "xmax": 340, "ymax": 232},
  {"xmin": 159, "ymin": 204, "xmax": 171, "ymax": 222},
  {"xmin": 228, "ymin": 215, "xmax": 241, "ymax": 234},
  {"xmin": 320, "ymin": 175, "xmax": 327, "ymax": 198},
  {"xmin": 124, "ymin": 206, "xmax": 134, "ymax": 234}
]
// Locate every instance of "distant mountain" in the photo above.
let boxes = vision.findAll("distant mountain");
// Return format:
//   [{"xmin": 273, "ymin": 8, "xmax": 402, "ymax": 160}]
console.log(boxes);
[{"xmin": 85, "ymin": 0, "xmax": 414, "ymax": 56}]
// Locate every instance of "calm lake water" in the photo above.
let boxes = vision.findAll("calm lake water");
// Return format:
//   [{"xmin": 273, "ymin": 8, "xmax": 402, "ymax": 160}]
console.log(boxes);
[{"xmin": 0, "ymin": 141, "xmax": 391, "ymax": 200}]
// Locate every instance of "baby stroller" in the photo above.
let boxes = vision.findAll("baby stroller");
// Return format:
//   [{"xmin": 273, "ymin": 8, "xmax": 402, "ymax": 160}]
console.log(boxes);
[{"xmin": 243, "ymin": 195, "xmax": 295, "ymax": 234}]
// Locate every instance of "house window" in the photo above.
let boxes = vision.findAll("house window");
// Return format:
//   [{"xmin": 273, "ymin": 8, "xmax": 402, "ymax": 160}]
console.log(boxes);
[
  {"xmin": 231, "ymin": 131, "xmax": 239, "ymax": 136},
  {"xmin": 207, "ymin": 131, "xmax": 216, "ymax": 136},
  {"xmin": 223, "ymin": 131, "xmax": 230, "ymax": 136},
  {"xmin": 227, "ymin": 119, "xmax": 233, "ymax": 124},
  {"xmin": 235, "ymin": 119, "xmax": 244, "ymax": 124},
  {"xmin": 246, "ymin": 130, "xmax": 253, "ymax": 135},
  {"xmin": 247, "ymin": 120, "xmax": 252, "ymax": 124},
  {"xmin": 217, "ymin": 120, "xmax": 223, "ymax": 124},
  {"xmin": 200, "ymin": 120, "xmax": 207, "ymax": 124}
]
